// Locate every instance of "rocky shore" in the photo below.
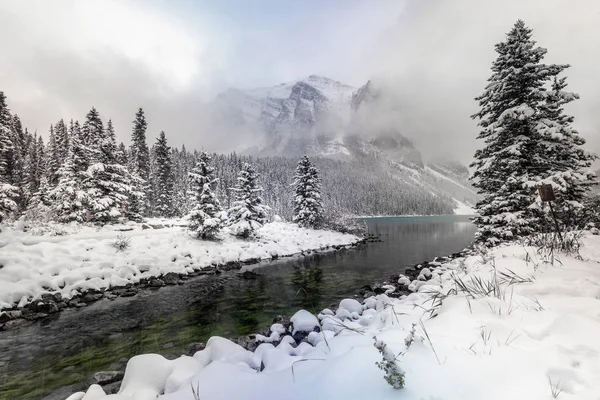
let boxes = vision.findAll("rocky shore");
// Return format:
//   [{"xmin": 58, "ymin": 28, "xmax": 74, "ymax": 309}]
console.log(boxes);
[{"xmin": 52, "ymin": 245, "xmax": 471, "ymax": 399}]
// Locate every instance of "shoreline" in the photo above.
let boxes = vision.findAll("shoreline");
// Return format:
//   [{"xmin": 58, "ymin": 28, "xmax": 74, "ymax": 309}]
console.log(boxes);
[
  {"xmin": 0, "ymin": 229, "xmax": 367, "ymax": 331},
  {"xmin": 56, "ymin": 246, "xmax": 473, "ymax": 398},
  {"xmin": 354, "ymin": 214, "xmax": 476, "ymax": 219}
]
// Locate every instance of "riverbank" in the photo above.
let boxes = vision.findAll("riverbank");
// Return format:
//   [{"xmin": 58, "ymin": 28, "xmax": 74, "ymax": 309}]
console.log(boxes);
[
  {"xmin": 0, "ymin": 220, "xmax": 361, "ymax": 327},
  {"xmin": 68, "ymin": 232, "xmax": 600, "ymax": 400}
]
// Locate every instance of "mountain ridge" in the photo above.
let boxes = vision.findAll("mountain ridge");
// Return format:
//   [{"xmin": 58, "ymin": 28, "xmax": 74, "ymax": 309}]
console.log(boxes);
[{"xmin": 209, "ymin": 75, "xmax": 479, "ymax": 212}]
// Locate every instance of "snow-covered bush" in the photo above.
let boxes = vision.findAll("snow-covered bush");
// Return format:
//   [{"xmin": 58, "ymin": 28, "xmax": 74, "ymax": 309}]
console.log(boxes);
[
  {"xmin": 111, "ymin": 233, "xmax": 131, "ymax": 252},
  {"xmin": 373, "ymin": 337, "xmax": 405, "ymax": 389}
]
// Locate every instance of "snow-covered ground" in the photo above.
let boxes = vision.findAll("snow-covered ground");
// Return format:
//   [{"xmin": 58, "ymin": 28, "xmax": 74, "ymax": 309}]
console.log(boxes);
[
  {"xmin": 0, "ymin": 221, "xmax": 359, "ymax": 311},
  {"xmin": 69, "ymin": 234, "xmax": 600, "ymax": 400}
]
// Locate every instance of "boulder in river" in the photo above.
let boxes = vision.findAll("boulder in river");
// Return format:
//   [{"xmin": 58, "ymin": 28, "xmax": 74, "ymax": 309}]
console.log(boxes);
[
  {"xmin": 186, "ymin": 342, "xmax": 206, "ymax": 356},
  {"xmin": 90, "ymin": 371, "xmax": 124, "ymax": 386},
  {"xmin": 162, "ymin": 272, "xmax": 181, "ymax": 285},
  {"xmin": 148, "ymin": 278, "xmax": 165, "ymax": 288},
  {"xmin": 241, "ymin": 270, "xmax": 260, "ymax": 279}
]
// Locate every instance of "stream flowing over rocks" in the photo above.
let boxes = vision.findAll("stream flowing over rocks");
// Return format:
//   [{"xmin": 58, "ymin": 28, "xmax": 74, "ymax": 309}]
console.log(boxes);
[
  {"xmin": 62, "ymin": 247, "xmax": 472, "ymax": 399},
  {"xmin": 2, "ymin": 216, "xmax": 476, "ymax": 399}
]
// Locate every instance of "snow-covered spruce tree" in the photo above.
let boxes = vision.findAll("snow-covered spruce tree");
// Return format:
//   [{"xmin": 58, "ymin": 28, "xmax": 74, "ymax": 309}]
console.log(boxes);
[
  {"xmin": 81, "ymin": 107, "xmax": 104, "ymax": 164},
  {"xmin": 85, "ymin": 119, "xmax": 133, "ymax": 224},
  {"xmin": 470, "ymin": 20, "xmax": 568, "ymax": 246},
  {"xmin": 46, "ymin": 125, "xmax": 61, "ymax": 186},
  {"xmin": 54, "ymin": 119, "xmax": 69, "ymax": 164},
  {"xmin": 292, "ymin": 155, "xmax": 323, "ymax": 228},
  {"xmin": 227, "ymin": 162, "xmax": 269, "ymax": 238},
  {"xmin": 129, "ymin": 108, "xmax": 151, "ymax": 215},
  {"xmin": 24, "ymin": 175, "xmax": 52, "ymax": 222},
  {"xmin": 534, "ymin": 76, "xmax": 598, "ymax": 226},
  {"xmin": 152, "ymin": 131, "xmax": 174, "ymax": 217},
  {"xmin": 187, "ymin": 152, "xmax": 224, "ymax": 239},
  {"xmin": 0, "ymin": 92, "xmax": 18, "ymax": 222},
  {"xmin": 116, "ymin": 142, "xmax": 128, "ymax": 166},
  {"xmin": 10, "ymin": 115, "xmax": 29, "ymax": 210},
  {"xmin": 48, "ymin": 144, "xmax": 87, "ymax": 223},
  {"xmin": 49, "ymin": 121, "xmax": 90, "ymax": 223},
  {"xmin": 171, "ymin": 146, "xmax": 191, "ymax": 216},
  {"xmin": 115, "ymin": 139, "xmax": 143, "ymax": 221}
]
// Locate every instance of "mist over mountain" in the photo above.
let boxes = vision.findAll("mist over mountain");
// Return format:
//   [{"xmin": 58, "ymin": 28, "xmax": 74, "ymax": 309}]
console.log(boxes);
[{"xmin": 206, "ymin": 74, "xmax": 478, "ymax": 211}]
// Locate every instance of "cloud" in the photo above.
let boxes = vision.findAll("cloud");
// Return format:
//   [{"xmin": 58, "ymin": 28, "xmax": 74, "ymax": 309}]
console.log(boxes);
[
  {"xmin": 0, "ymin": 0, "xmax": 211, "ymax": 148},
  {"xmin": 358, "ymin": 0, "xmax": 600, "ymax": 163},
  {"xmin": 0, "ymin": 0, "xmax": 408, "ymax": 152},
  {"xmin": 1, "ymin": 0, "xmax": 598, "ymax": 164}
]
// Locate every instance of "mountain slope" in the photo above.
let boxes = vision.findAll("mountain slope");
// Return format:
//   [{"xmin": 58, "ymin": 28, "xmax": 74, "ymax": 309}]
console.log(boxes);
[{"xmin": 210, "ymin": 75, "xmax": 478, "ymax": 214}]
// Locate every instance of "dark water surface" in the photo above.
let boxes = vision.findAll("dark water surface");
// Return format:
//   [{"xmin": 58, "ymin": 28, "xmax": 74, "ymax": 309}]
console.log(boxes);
[{"xmin": 0, "ymin": 216, "xmax": 476, "ymax": 399}]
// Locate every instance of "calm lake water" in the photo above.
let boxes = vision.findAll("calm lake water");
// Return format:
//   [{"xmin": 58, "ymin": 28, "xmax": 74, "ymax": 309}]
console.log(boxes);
[{"xmin": 0, "ymin": 215, "xmax": 476, "ymax": 399}]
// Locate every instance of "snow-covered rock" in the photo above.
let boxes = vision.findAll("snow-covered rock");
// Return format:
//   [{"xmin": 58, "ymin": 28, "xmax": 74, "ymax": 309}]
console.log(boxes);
[
  {"xmin": 290, "ymin": 310, "xmax": 319, "ymax": 335},
  {"xmin": 338, "ymin": 298, "xmax": 363, "ymax": 315}
]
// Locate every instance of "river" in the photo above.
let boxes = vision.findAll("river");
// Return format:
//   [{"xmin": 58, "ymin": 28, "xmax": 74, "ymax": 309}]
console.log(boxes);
[{"xmin": 0, "ymin": 215, "xmax": 476, "ymax": 399}]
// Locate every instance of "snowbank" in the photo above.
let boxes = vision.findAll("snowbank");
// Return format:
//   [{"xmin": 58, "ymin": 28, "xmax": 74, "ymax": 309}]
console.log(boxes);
[
  {"xmin": 0, "ymin": 221, "xmax": 359, "ymax": 311},
  {"xmin": 70, "ymin": 233, "xmax": 600, "ymax": 400}
]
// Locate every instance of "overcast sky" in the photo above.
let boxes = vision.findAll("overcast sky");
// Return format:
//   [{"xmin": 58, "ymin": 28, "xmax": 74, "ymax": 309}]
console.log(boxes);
[{"xmin": 1, "ymin": 0, "xmax": 599, "ymax": 163}]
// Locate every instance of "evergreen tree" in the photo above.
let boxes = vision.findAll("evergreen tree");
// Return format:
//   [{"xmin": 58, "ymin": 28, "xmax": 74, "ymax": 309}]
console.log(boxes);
[
  {"xmin": 187, "ymin": 152, "xmax": 224, "ymax": 239},
  {"xmin": 49, "ymin": 124, "xmax": 88, "ymax": 223},
  {"xmin": 49, "ymin": 149, "xmax": 87, "ymax": 223},
  {"xmin": 470, "ymin": 20, "xmax": 568, "ymax": 245},
  {"xmin": 227, "ymin": 162, "xmax": 269, "ymax": 238},
  {"xmin": 55, "ymin": 119, "xmax": 69, "ymax": 163},
  {"xmin": 68, "ymin": 120, "xmax": 89, "ymax": 174},
  {"xmin": 82, "ymin": 107, "xmax": 104, "ymax": 164},
  {"xmin": 129, "ymin": 108, "xmax": 150, "ymax": 215},
  {"xmin": 0, "ymin": 92, "xmax": 17, "ymax": 222},
  {"xmin": 24, "ymin": 175, "xmax": 52, "ymax": 222},
  {"xmin": 46, "ymin": 125, "xmax": 61, "ymax": 185},
  {"xmin": 292, "ymin": 155, "xmax": 323, "ymax": 228},
  {"xmin": 172, "ymin": 145, "xmax": 192, "ymax": 216},
  {"xmin": 10, "ymin": 115, "xmax": 28, "ymax": 210},
  {"xmin": 534, "ymin": 76, "xmax": 598, "ymax": 225},
  {"xmin": 116, "ymin": 142, "xmax": 128, "ymax": 165},
  {"xmin": 35, "ymin": 135, "xmax": 46, "ymax": 190},
  {"xmin": 152, "ymin": 131, "xmax": 174, "ymax": 217},
  {"xmin": 85, "ymin": 119, "xmax": 133, "ymax": 224},
  {"xmin": 129, "ymin": 108, "xmax": 150, "ymax": 181}
]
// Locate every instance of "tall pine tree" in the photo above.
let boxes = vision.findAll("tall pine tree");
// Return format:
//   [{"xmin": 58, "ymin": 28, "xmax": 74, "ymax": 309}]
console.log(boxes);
[
  {"xmin": 49, "ymin": 145, "xmax": 87, "ymax": 223},
  {"xmin": 187, "ymin": 152, "xmax": 224, "ymax": 239},
  {"xmin": 46, "ymin": 125, "xmax": 61, "ymax": 185},
  {"xmin": 470, "ymin": 20, "xmax": 569, "ymax": 245},
  {"xmin": 292, "ymin": 155, "xmax": 323, "ymax": 228},
  {"xmin": 534, "ymin": 76, "xmax": 598, "ymax": 225},
  {"xmin": 55, "ymin": 119, "xmax": 69, "ymax": 164},
  {"xmin": 49, "ymin": 122, "xmax": 88, "ymax": 222},
  {"xmin": 85, "ymin": 119, "xmax": 133, "ymax": 224},
  {"xmin": 0, "ymin": 92, "xmax": 17, "ymax": 222},
  {"xmin": 152, "ymin": 131, "xmax": 174, "ymax": 217},
  {"xmin": 129, "ymin": 108, "xmax": 150, "ymax": 216},
  {"xmin": 227, "ymin": 162, "xmax": 269, "ymax": 238}
]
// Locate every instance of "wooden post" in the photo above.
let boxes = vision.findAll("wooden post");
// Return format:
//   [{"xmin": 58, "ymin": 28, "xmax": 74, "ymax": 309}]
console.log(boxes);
[{"xmin": 538, "ymin": 184, "xmax": 563, "ymax": 245}]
